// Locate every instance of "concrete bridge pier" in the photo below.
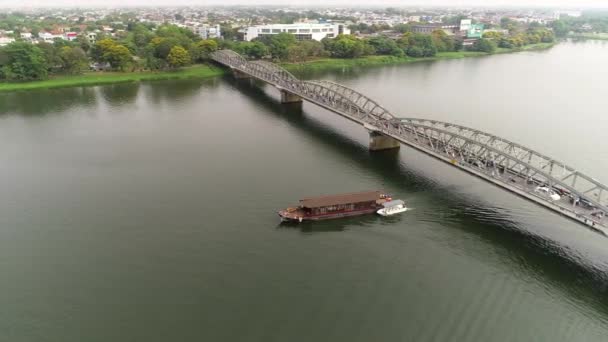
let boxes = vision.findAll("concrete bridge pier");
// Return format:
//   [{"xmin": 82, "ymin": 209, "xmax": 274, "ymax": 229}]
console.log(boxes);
[
  {"xmin": 369, "ymin": 131, "xmax": 401, "ymax": 151},
  {"xmin": 280, "ymin": 89, "xmax": 303, "ymax": 104},
  {"xmin": 232, "ymin": 69, "xmax": 251, "ymax": 79}
]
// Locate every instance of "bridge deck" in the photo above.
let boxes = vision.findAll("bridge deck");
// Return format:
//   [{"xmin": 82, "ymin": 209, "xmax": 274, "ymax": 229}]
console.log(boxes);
[{"xmin": 389, "ymin": 126, "xmax": 608, "ymax": 232}]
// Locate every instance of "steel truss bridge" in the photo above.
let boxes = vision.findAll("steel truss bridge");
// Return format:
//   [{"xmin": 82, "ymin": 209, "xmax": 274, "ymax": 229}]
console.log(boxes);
[{"xmin": 211, "ymin": 49, "xmax": 608, "ymax": 235}]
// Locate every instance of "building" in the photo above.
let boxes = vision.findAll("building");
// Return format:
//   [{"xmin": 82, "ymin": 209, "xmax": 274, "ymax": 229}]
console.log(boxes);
[
  {"xmin": 198, "ymin": 24, "xmax": 221, "ymax": 39},
  {"xmin": 460, "ymin": 19, "xmax": 472, "ymax": 32},
  {"xmin": 64, "ymin": 32, "xmax": 78, "ymax": 41},
  {"xmin": 411, "ymin": 24, "xmax": 459, "ymax": 35},
  {"xmin": 0, "ymin": 37, "xmax": 15, "ymax": 46},
  {"xmin": 466, "ymin": 24, "xmax": 484, "ymax": 39},
  {"xmin": 243, "ymin": 23, "xmax": 350, "ymax": 42},
  {"xmin": 87, "ymin": 32, "xmax": 97, "ymax": 44},
  {"xmin": 39, "ymin": 32, "xmax": 63, "ymax": 42}
]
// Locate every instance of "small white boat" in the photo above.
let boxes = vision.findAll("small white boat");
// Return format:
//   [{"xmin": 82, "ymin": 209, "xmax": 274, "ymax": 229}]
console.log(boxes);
[{"xmin": 376, "ymin": 199, "xmax": 408, "ymax": 216}]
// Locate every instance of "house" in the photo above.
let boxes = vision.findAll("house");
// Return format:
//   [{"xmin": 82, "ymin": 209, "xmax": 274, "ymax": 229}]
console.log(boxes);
[
  {"xmin": 411, "ymin": 24, "xmax": 460, "ymax": 35},
  {"xmin": 39, "ymin": 32, "xmax": 62, "ymax": 42},
  {"xmin": 198, "ymin": 24, "xmax": 221, "ymax": 39},
  {"xmin": 0, "ymin": 37, "xmax": 15, "ymax": 46},
  {"xmin": 64, "ymin": 32, "xmax": 78, "ymax": 41},
  {"xmin": 20, "ymin": 32, "xmax": 33, "ymax": 40},
  {"xmin": 90, "ymin": 62, "xmax": 111, "ymax": 71},
  {"xmin": 87, "ymin": 32, "xmax": 97, "ymax": 44}
]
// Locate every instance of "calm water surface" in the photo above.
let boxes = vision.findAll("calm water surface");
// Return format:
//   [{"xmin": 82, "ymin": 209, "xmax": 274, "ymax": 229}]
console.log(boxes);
[{"xmin": 1, "ymin": 40, "xmax": 608, "ymax": 342}]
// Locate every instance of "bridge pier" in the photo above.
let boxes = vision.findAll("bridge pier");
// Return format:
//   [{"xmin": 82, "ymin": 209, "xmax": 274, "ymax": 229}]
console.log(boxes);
[
  {"xmin": 232, "ymin": 69, "xmax": 251, "ymax": 79},
  {"xmin": 280, "ymin": 90, "xmax": 303, "ymax": 104},
  {"xmin": 369, "ymin": 131, "xmax": 400, "ymax": 151}
]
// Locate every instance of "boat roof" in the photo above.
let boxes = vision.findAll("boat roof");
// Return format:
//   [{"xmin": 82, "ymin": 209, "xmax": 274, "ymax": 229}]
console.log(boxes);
[
  {"xmin": 383, "ymin": 200, "xmax": 405, "ymax": 207},
  {"xmin": 300, "ymin": 190, "xmax": 383, "ymax": 208}
]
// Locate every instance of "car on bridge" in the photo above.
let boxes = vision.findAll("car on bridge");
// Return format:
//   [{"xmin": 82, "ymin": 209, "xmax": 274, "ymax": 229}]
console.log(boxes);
[
  {"xmin": 571, "ymin": 197, "xmax": 596, "ymax": 210},
  {"xmin": 535, "ymin": 186, "xmax": 561, "ymax": 201}
]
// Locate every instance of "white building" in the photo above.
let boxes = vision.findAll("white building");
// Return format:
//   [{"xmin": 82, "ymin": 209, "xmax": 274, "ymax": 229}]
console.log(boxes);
[
  {"xmin": 243, "ymin": 23, "xmax": 350, "ymax": 42},
  {"xmin": 0, "ymin": 37, "xmax": 15, "ymax": 46},
  {"xmin": 198, "ymin": 24, "xmax": 221, "ymax": 40},
  {"xmin": 20, "ymin": 32, "xmax": 33, "ymax": 39},
  {"xmin": 460, "ymin": 19, "xmax": 472, "ymax": 32},
  {"xmin": 39, "ymin": 32, "xmax": 63, "ymax": 42}
]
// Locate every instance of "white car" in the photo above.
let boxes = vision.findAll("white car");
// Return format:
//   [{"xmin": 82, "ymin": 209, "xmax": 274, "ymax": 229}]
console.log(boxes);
[{"xmin": 535, "ymin": 186, "xmax": 561, "ymax": 201}]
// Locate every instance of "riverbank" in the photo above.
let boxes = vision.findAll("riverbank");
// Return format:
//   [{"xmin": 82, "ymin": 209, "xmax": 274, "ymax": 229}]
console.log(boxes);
[
  {"xmin": 0, "ymin": 64, "xmax": 225, "ymax": 93},
  {"xmin": 282, "ymin": 42, "xmax": 556, "ymax": 72},
  {"xmin": 569, "ymin": 33, "xmax": 608, "ymax": 40},
  {"xmin": 0, "ymin": 42, "xmax": 555, "ymax": 93}
]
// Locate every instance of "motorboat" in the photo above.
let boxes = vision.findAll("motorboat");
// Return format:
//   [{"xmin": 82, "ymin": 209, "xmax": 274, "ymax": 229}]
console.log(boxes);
[{"xmin": 376, "ymin": 199, "xmax": 408, "ymax": 217}]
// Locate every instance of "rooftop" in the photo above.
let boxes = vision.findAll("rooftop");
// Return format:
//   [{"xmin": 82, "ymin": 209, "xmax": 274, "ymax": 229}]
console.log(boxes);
[{"xmin": 299, "ymin": 190, "xmax": 383, "ymax": 208}]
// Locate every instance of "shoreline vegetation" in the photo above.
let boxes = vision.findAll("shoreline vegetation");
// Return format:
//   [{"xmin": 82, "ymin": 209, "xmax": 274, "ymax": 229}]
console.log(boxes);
[
  {"xmin": 0, "ymin": 42, "xmax": 555, "ymax": 93},
  {"xmin": 569, "ymin": 33, "xmax": 608, "ymax": 40},
  {"xmin": 282, "ymin": 42, "xmax": 556, "ymax": 71}
]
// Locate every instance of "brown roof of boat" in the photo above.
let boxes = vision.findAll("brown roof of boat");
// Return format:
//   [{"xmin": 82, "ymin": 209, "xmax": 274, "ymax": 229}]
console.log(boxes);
[{"xmin": 299, "ymin": 190, "xmax": 382, "ymax": 208}]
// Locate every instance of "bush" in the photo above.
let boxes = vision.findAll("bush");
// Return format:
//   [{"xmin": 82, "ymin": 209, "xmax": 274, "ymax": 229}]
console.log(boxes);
[{"xmin": 406, "ymin": 46, "xmax": 424, "ymax": 57}]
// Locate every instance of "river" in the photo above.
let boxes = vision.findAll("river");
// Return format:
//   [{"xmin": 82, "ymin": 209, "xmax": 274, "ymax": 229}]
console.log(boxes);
[{"xmin": 1, "ymin": 40, "xmax": 608, "ymax": 342}]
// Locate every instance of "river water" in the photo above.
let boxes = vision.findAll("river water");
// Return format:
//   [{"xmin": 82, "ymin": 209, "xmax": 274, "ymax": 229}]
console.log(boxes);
[{"xmin": 1, "ymin": 40, "xmax": 608, "ymax": 342}]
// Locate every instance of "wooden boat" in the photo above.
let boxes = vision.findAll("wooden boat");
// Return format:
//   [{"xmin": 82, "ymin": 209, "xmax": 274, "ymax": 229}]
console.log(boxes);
[{"xmin": 278, "ymin": 190, "xmax": 391, "ymax": 222}]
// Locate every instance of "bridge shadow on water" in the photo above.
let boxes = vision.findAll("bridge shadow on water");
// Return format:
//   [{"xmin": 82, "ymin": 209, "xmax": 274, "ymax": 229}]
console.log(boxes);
[{"xmin": 226, "ymin": 75, "xmax": 608, "ymax": 319}]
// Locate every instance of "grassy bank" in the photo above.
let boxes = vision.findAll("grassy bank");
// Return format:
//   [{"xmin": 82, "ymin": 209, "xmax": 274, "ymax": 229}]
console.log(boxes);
[
  {"xmin": 569, "ymin": 33, "xmax": 608, "ymax": 40},
  {"xmin": 282, "ymin": 42, "xmax": 556, "ymax": 72},
  {"xmin": 0, "ymin": 64, "xmax": 225, "ymax": 92}
]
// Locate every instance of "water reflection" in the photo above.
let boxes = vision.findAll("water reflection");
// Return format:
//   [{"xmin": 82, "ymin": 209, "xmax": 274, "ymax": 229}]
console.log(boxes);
[
  {"xmin": 229, "ymin": 76, "xmax": 608, "ymax": 322},
  {"xmin": 143, "ymin": 78, "xmax": 210, "ymax": 105},
  {"xmin": 0, "ymin": 77, "xmax": 224, "ymax": 117},
  {"xmin": 99, "ymin": 82, "xmax": 140, "ymax": 106},
  {"xmin": 0, "ymin": 86, "xmax": 97, "ymax": 116}
]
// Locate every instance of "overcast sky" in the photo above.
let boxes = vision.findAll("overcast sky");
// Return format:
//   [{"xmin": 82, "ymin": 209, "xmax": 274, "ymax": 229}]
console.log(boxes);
[{"xmin": 3, "ymin": 0, "xmax": 607, "ymax": 8}]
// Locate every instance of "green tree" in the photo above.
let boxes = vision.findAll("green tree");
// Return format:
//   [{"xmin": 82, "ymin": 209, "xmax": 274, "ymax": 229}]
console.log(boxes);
[
  {"xmin": 367, "ymin": 36, "xmax": 400, "ymax": 55},
  {"xmin": 473, "ymin": 38, "xmax": 497, "ymax": 53},
  {"xmin": 149, "ymin": 37, "xmax": 180, "ymax": 60},
  {"xmin": 100, "ymin": 42, "xmax": 132, "ymax": 70},
  {"xmin": 393, "ymin": 23, "xmax": 411, "ymax": 33},
  {"xmin": 220, "ymin": 24, "xmax": 239, "ymax": 40},
  {"xmin": 551, "ymin": 20, "xmax": 569, "ymax": 37},
  {"xmin": 58, "ymin": 46, "xmax": 88, "ymax": 74},
  {"xmin": 287, "ymin": 44, "xmax": 307, "ymax": 62},
  {"xmin": 167, "ymin": 45, "xmax": 191, "ymax": 68},
  {"xmin": 483, "ymin": 31, "xmax": 504, "ymax": 40},
  {"xmin": 259, "ymin": 33, "xmax": 296, "ymax": 60},
  {"xmin": 431, "ymin": 30, "xmax": 455, "ymax": 52},
  {"xmin": 298, "ymin": 40, "xmax": 327, "ymax": 58},
  {"xmin": 237, "ymin": 41, "xmax": 269, "ymax": 59},
  {"xmin": 191, "ymin": 39, "xmax": 218, "ymax": 62},
  {"xmin": 91, "ymin": 38, "xmax": 117, "ymax": 62},
  {"xmin": 401, "ymin": 33, "xmax": 437, "ymax": 57},
  {"xmin": 323, "ymin": 35, "xmax": 369, "ymax": 58},
  {"xmin": 36, "ymin": 41, "xmax": 61, "ymax": 71},
  {"xmin": 406, "ymin": 46, "xmax": 424, "ymax": 57},
  {"xmin": 0, "ymin": 42, "xmax": 48, "ymax": 80},
  {"xmin": 76, "ymin": 35, "xmax": 91, "ymax": 52}
]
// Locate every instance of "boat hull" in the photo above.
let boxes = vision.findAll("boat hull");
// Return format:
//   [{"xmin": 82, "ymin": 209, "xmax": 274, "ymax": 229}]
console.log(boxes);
[
  {"xmin": 376, "ymin": 207, "xmax": 408, "ymax": 217},
  {"xmin": 278, "ymin": 208, "xmax": 378, "ymax": 222}
]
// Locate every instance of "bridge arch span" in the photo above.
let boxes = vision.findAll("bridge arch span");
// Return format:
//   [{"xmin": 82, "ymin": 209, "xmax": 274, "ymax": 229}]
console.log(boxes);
[{"xmin": 210, "ymin": 49, "xmax": 608, "ymax": 234}]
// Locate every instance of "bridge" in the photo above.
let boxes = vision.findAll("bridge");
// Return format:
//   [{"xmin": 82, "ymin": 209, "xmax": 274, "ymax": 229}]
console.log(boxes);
[{"xmin": 211, "ymin": 49, "xmax": 608, "ymax": 236}]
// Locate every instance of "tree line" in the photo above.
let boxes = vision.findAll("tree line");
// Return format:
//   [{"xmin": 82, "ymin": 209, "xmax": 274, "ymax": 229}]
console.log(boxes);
[{"xmin": 0, "ymin": 22, "xmax": 555, "ymax": 82}]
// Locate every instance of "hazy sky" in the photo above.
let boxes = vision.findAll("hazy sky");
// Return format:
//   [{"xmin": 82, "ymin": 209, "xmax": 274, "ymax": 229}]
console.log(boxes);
[{"xmin": 3, "ymin": 0, "xmax": 607, "ymax": 8}]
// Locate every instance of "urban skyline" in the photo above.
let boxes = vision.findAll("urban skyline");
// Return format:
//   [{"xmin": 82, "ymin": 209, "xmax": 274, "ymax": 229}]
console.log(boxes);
[{"xmin": 4, "ymin": 0, "xmax": 608, "ymax": 8}]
